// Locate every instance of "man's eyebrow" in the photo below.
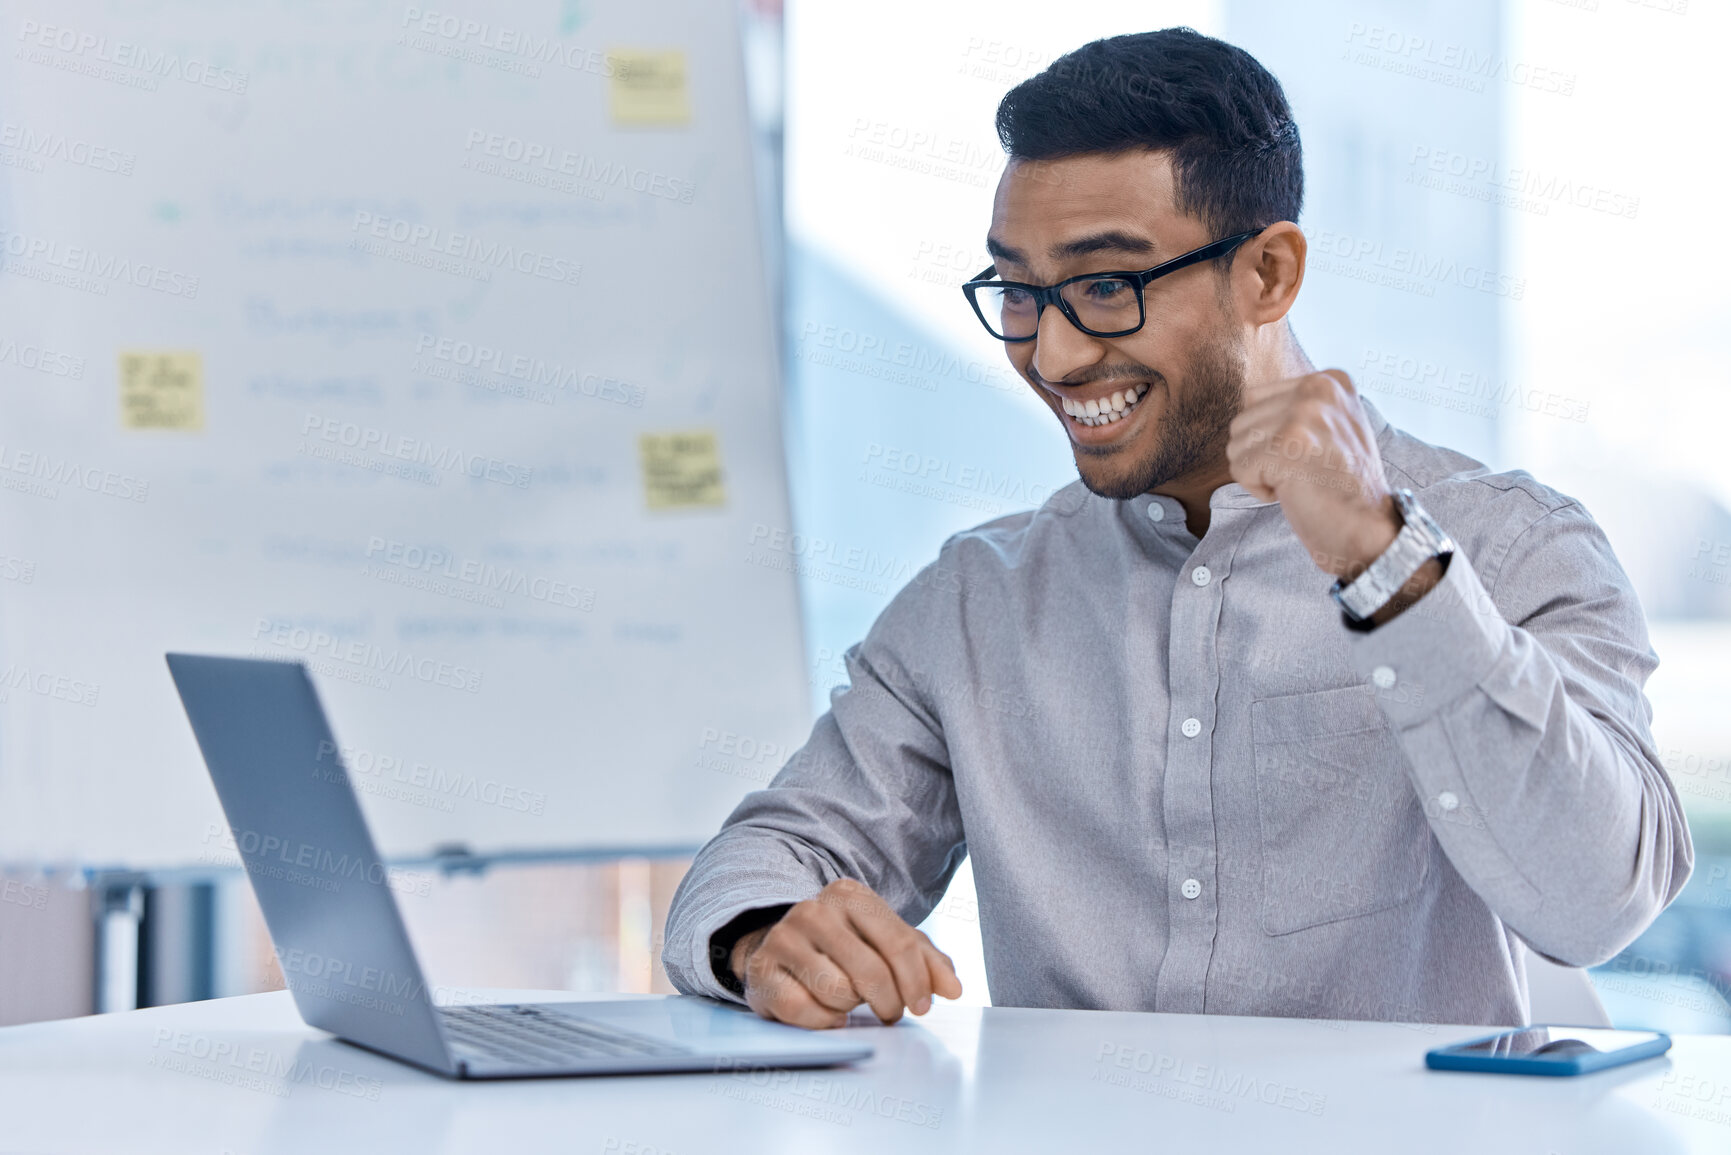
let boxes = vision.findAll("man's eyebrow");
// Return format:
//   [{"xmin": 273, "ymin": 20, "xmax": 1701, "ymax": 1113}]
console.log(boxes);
[
  {"xmin": 985, "ymin": 235, "xmax": 1026, "ymax": 266},
  {"xmin": 1050, "ymin": 230, "xmax": 1158, "ymax": 261},
  {"xmin": 984, "ymin": 230, "xmax": 1159, "ymax": 270}
]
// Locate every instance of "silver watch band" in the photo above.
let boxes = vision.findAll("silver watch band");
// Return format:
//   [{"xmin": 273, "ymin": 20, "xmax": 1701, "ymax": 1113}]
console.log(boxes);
[{"xmin": 1329, "ymin": 489, "xmax": 1454, "ymax": 622}]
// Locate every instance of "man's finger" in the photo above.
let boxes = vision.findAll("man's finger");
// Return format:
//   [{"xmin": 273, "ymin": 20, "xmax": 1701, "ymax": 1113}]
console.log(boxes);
[
  {"xmin": 921, "ymin": 940, "xmax": 964, "ymax": 1005},
  {"xmin": 749, "ymin": 961, "xmax": 849, "ymax": 1030},
  {"xmin": 803, "ymin": 918, "xmax": 908, "ymax": 1023},
  {"xmin": 847, "ymin": 914, "xmax": 934, "ymax": 1020},
  {"xmin": 1226, "ymin": 427, "xmax": 1281, "ymax": 501},
  {"xmin": 773, "ymin": 938, "xmax": 866, "ymax": 1014},
  {"xmin": 816, "ymin": 881, "xmax": 931, "ymax": 1013}
]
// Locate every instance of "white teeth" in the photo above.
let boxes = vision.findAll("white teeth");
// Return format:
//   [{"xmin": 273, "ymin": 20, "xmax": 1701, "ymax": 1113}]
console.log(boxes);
[{"xmin": 1062, "ymin": 382, "xmax": 1150, "ymax": 427}]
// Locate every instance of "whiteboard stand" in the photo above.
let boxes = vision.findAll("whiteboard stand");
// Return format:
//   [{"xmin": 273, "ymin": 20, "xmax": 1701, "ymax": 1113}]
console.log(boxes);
[
  {"xmin": 92, "ymin": 876, "xmax": 143, "ymax": 1015},
  {"xmin": 83, "ymin": 843, "xmax": 702, "ymax": 1013}
]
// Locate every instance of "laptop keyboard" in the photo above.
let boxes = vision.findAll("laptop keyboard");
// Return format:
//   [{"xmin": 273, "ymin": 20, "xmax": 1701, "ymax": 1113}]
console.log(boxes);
[{"xmin": 440, "ymin": 1004, "xmax": 694, "ymax": 1066}]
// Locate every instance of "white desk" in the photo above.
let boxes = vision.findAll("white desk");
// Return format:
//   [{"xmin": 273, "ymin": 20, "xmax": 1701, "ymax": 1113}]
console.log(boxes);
[{"xmin": 1, "ymin": 991, "xmax": 1727, "ymax": 1153}]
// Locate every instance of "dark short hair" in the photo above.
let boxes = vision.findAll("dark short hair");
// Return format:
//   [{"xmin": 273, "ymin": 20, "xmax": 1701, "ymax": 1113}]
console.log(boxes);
[{"xmin": 995, "ymin": 28, "xmax": 1303, "ymax": 238}]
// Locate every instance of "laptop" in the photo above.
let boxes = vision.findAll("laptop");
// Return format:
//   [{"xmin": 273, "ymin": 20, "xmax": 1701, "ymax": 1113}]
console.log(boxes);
[{"xmin": 166, "ymin": 653, "xmax": 872, "ymax": 1079}]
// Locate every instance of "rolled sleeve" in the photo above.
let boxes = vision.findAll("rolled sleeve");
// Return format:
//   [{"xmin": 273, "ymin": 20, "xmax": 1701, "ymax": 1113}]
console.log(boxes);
[
  {"xmin": 1341, "ymin": 500, "xmax": 1693, "ymax": 965},
  {"xmin": 1345, "ymin": 550, "xmax": 1505, "ymax": 729},
  {"xmin": 661, "ymin": 554, "xmax": 969, "ymax": 1002}
]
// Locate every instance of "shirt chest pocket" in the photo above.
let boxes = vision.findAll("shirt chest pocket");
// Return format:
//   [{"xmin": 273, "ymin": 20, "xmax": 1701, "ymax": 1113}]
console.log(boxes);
[{"xmin": 1251, "ymin": 684, "xmax": 1430, "ymax": 936}]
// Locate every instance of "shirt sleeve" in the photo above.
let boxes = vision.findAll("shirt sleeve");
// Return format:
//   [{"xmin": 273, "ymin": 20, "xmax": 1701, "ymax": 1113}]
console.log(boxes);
[
  {"xmin": 1345, "ymin": 498, "xmax": 1694, "ymax": 967},
  {"xmin": 660, "ymin": 562, "xmax": 968, "ymax": 1003}
]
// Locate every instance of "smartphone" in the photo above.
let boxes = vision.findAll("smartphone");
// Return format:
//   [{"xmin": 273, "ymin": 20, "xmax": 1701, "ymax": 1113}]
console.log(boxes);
[{"xmin": 1426, "ymin": 1026, "xmax": 1671, "ymax": 1076}]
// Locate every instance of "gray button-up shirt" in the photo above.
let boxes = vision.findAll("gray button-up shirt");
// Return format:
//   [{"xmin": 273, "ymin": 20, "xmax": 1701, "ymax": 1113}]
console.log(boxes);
[{"xmin": 663, "ymin": 398, "xmax": 1693, "ymax": 1026}]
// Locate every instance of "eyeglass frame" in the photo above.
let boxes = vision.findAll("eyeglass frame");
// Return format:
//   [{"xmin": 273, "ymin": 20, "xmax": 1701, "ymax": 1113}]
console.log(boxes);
[{"xmin": 961, "ymin": 226, "xmax": 1266, "ymax": 343}]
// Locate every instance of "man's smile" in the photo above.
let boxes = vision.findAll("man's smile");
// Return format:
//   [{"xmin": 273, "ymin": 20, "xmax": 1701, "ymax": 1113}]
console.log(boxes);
[{"xmin": 1040, "ymin": 378, "xmax": 1161, "ymax": 446}]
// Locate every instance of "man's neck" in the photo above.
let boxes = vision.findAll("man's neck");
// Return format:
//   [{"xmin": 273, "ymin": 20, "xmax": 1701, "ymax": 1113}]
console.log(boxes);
[
  {"xmin": 1155, "ymin": 463, "xmax": 1234, "ymax": 540},
  {"xmin": 1153, "ymin": 333, "xmax": 1314, "ymax": 539}
]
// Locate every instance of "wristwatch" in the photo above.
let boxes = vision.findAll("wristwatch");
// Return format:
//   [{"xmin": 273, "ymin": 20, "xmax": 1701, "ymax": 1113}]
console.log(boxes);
[{"xmin": 1329, "ymin": 488, "xmax": 1454, "ymax": 625}]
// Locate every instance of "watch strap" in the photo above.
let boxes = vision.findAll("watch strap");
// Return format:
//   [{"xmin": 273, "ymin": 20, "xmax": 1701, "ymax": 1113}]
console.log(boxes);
[{"xmin": 1329, "ymin": 489, "xmax": 1454, "ymax": 622}]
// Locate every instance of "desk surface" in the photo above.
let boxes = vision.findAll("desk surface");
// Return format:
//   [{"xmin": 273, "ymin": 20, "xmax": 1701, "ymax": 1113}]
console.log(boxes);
[{"xmin": 2, "ymin": 991, "xmax": 1727, "ymax": 1154}]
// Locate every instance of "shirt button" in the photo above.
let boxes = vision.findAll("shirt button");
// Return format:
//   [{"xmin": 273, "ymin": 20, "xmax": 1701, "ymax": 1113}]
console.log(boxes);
[
  {"xmin": 1180, "ymin": 878, "xmax": 1202, "ymax": 900},
  {"xmin": 1437, "ymin": 791, "xmax": 1460, "ymax": 812},
  {"xmin": 1191, "ymin": 565, "xmax": 1212, "ymax": 587},
  {"xmin": 1371, "ymin": 665, "xmax": 1397, "ymax": 689},
  {"xmin": 1146, "ymin": 502, "xmax": 1165, "ymax": 523},
  {"xmin": 1180, "ymin": 717, "xmax": 1202, "ymax": 738}
]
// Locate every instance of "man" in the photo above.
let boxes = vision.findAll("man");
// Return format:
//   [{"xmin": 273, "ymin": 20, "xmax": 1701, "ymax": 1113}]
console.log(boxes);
[{"xmin": 663, "ymin": 28, "xmax": 1692, "ymax": 1030}]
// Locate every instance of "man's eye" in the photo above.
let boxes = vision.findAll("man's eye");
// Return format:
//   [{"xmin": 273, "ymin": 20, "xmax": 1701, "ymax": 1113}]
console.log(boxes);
[
  {"xmin": 1082, "ymin": 278, "xmax": 1133, "ymax": 302},
  {"xmin": 1001, "ymin": 287, "xmax": 1035, "ymax": 308}
]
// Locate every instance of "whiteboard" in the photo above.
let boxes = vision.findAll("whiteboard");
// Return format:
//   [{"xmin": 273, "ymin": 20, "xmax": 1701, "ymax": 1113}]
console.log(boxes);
[{"xmin": 0, "ymin": 0, "xmax": 811, "ymax": 868}]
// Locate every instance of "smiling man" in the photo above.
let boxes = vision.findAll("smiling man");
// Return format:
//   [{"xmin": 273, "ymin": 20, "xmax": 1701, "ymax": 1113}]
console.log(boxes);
[{"xmin": 663, "ymin": 28, "xmax": 1692, "ymax": 1030}]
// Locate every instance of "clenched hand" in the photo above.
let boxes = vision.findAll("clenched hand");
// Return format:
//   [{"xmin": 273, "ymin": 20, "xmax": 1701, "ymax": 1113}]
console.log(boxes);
[{"xmin": 730, "ymin": 878, "xmax": 964, "ymax": 1029}]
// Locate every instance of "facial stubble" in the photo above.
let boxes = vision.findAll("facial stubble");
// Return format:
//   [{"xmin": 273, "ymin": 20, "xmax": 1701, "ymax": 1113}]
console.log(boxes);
[{"xmin": 1072, "ymin": 333, "xmax": 1247, "ymax": 501}]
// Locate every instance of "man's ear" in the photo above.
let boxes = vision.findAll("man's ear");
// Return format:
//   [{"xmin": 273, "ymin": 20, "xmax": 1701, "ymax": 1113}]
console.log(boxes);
[{"xmin": 1234, "ymin": 221, "xmax": 1305, "ymax": 326}]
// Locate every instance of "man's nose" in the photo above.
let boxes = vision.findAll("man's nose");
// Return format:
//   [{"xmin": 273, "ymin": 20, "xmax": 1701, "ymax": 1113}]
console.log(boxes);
[{"xmin": 1030, "ymin": 302, "xmax": 1105, "ymax": 386}]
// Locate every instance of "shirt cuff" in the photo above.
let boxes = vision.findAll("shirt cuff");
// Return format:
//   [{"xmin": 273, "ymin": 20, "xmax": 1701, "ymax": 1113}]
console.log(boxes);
[
  {"xmin": 1343, "ymin": 547, "xmax": 1507, "ymax": 729},
  {"xmin": 708, "ymin": 904, "xmax": 796, "ymax": 997},
  {"xmin": 664, "ymin": 875, "xmax": 825, "ymax": 1004}
]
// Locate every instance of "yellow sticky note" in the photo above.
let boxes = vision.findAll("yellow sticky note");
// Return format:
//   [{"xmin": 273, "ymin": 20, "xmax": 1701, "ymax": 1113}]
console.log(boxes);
[
  {"xmin": 640, "ymin": 430, "xmax": 725, "ymax": 510},
  {"xmin": 608, "ymin": 50, "xmax": 689, "ymax": 127},
  {"xmin": 119, "ymin": 350, "xmax": 204, "ymax": 431}
]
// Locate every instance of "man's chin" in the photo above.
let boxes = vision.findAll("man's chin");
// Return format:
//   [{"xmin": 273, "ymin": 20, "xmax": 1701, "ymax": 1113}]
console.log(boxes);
[{"xmin": 1073, "ymin": 458, "xmax": 1152, "ymax": 502}]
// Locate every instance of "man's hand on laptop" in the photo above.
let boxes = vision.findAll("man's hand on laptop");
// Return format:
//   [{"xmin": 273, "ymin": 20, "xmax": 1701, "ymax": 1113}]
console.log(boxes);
[{"xmin": 730, "ymin": 878, "xmax": 963, "ymax": 1029}]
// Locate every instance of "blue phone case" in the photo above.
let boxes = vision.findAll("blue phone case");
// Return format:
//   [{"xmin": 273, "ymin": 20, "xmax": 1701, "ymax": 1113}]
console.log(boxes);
[{"xmin": 1425, "ymin": 1027, "xmax": 1672, "ymax": 1076}]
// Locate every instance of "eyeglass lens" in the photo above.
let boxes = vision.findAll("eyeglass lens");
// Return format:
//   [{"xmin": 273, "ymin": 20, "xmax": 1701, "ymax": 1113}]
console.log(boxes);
[{"xmin": 976, "ymin": 275, "xmax": 1143, "ymax": 339}]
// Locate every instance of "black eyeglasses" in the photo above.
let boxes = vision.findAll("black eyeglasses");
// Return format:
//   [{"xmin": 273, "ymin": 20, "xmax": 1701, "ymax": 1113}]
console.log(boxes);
[{"xmin": 961, "ymin": 228, "xmax": 1264, "ymax": 342}]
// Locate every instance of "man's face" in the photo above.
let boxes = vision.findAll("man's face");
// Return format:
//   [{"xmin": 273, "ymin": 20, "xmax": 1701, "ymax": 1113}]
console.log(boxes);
[{"xmin": 986, "ymin": 150, "xmax": 1247, "ymax": 500}]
